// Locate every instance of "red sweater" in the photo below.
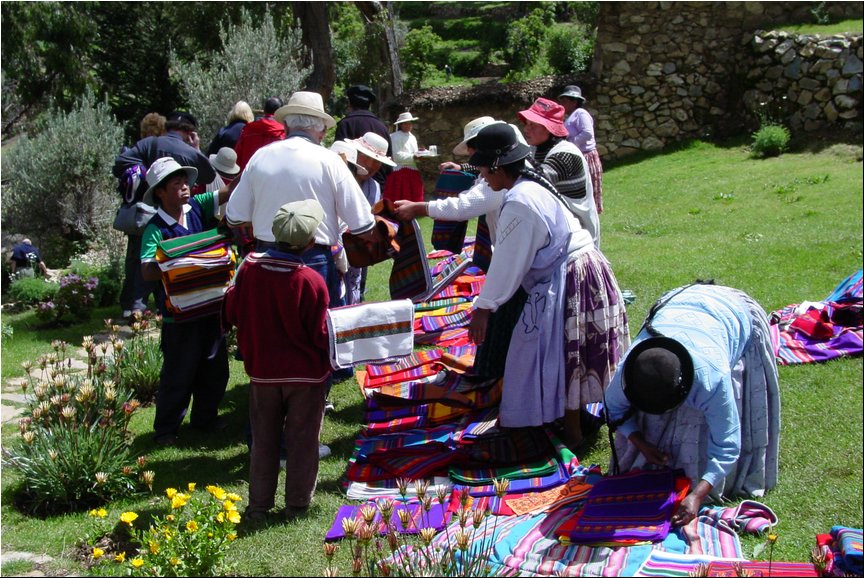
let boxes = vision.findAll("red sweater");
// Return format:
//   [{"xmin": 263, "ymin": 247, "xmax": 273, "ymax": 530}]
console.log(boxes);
[
  {"xmin": 233, "ymin": 116, "xmax": 286, "ymax": 170},
  {"xmin": 224, "ymin": 251, "xmax": 330, "ymax": 385}
]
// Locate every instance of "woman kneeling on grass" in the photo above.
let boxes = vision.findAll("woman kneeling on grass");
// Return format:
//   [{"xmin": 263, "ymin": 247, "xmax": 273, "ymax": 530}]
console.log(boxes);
[
  {"xmin": 466, "ymin": 123, "xmax": 629, "ymax": 448},
  {"xmin": 604, "ymin": 282, "xmax": 781, "ymax": 525}
]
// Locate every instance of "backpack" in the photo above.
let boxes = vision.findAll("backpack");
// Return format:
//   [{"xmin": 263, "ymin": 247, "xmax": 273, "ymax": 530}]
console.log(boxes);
[{"xmin": 112, "ymin": 164, "xmax": 156, "ymax": 235}]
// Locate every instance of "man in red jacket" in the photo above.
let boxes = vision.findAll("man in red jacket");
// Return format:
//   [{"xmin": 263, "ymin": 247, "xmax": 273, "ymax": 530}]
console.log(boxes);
[
  {"xmin": 224, "ymin": 199, "xmax": 331, "ymax": 525},
  {"xmin": 233, "ymin": 97, "xmax": 285, "ymax": 170}
]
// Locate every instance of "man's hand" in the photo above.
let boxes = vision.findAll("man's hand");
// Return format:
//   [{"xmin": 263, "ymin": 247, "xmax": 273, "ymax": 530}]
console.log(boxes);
[
  {"xmin": 393, "ymin": 201, "xmax": 427, "ymax": 221},
  {"xmin": 469, "ymin": 307, "xmax": 491, "ymax": 345},
  {"xmin": 439, "ymin": 161, "xmax": 460, "ymax": 171},
  {"xmin": 670, "ymin": 480, "xmax": 712, "ymax": 526}
]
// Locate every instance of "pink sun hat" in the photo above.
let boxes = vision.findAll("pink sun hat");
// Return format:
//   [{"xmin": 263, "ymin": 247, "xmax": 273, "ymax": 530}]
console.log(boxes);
[{"xmin": 517, "ymin": 97, "xmax": 568, "ymax": 138}]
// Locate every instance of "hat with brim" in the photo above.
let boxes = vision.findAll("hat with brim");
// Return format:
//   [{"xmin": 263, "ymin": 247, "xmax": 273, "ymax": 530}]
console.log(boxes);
[
  {"xmin": 453, "ymin": 116, "xmax": 498, "ymax": 156},
  {"xmin": 209, "ymin": 147, "xmax": 240, "ymax": 176},
  {"xmin": 622, "ymin": 336, "xmax": 694, "ymax": 415},
  {"xmin": 393, "ymin": 111, "xmax": 419, "ymax": 125},
  {"xmin": 142, "ymin": 157, "xmax": 198, "ymax": 206},
  {"xmin": 517, "ymin": 97, "xmax": 569, "ymax": 138},
  {"xmin": 559, "ymin": 85, "xmax": 586, "ymax": 102},
  {"xmin": 330, "ymin": 140, "xmax": 369, "ymax": 176},
  {"xmin": 347, "ymin": 84, "xmax": 376, "ymax": 105},
  {"xmin": 352, "ymin": 132, "xmax": 396, "ymax": 167},
  {"xmin": 274, "ymin": 91, "xmax": 336, "ymax": 129},
  {"xmin": 272, "ymin": 199, "xmax": 325, "ymax": 250},
  {"xmin": 467, "ymin": 123, "xmax": 531, "ymax": 168}
]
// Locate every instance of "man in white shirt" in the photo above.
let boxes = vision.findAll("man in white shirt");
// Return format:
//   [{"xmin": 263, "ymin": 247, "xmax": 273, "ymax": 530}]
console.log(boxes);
[{"xmin": 226, "ymin": 91, "xmax": 376, "ymax": 307}]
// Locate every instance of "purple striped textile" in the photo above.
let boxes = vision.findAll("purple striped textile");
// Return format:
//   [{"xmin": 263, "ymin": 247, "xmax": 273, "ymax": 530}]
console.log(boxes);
[
  {"xmin": 325, "ymin": 501, "xmax": 449, "ymax": 540},
  {"xmin": 680, "ymin": 515, "xmax": 744, "ymax": 558},
  {"xmin": 699, "ymin": 500, "xmax": 777, "ymax": 535},
  {"xmin": 420, "ymin": 308, "xmax": 472, "ymax": 332},
  {"xmin": 770, "ymin": 302, "xmax": 862, "ymax": 365},
  {"xmin": 557, "ymin": 469, "xmax": 684, "ymax": 544},
  {"xmin": 635, "ymin": 551, "xmax": 746, "ymax": 577},
  {"xmin": 449, "ymin": 454, "xmax": 560, "ymax": 486},
  {"xmin": 366, "ymin": 349, "xmax": 443, "ymax": 377}
]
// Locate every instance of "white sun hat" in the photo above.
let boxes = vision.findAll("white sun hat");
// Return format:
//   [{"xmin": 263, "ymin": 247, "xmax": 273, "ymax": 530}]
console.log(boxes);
[{"xmin": 352, "ymin": 132, "xmax": 396, "ymax": 167}]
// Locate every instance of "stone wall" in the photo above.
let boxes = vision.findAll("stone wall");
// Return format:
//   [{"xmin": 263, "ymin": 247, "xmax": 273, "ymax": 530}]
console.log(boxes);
[{"xmin": 392, "ymin": 1, "xmax": 863, "ymax": 165}]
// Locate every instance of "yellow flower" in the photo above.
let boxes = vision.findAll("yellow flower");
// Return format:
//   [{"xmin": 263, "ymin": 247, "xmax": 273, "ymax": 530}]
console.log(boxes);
[
  {"xmin": 187, "ymin": 482, "xmax": 196, "ymax": 492},
  {"xmin": 148, "ymin": 540, "xmax": 160, "ymax": 554},
  {"xmin": 227, "ymin": 532, "xmax": 237, "ymax": 542},
  {"xmin": 131, "ymin": 557, "xmax": 144, "ymax": 568},
  {"xmin": 114, "ymin": 552, "xmax": 126, "ymax": 563},
  {"xmin": 165, "ymin": 487, "xmax": 178, "ymax": 499},
  {"xmin": 120, "ymin": 511, "xmax": 138, "ymax": 526},
  {"xmin": 165, "ymin": 514, "xmax": 175, "ymax": 522},
  {"xmin": 206, "ymin": 485, "xmax": 227, "ymax": 500},
  {"xmin": 186, "ymin": 520, "xmax": 199, "ymax": 533},
  {"xmin": 170, "ymin": 558, "xmax": 180, "ymax": 567},
  {"xmin": 223, "ymin": 499, "xmax": 237, "ymax": 511},
  {"xmin": 207, "ymin": 532, "xmax": 214, "ymax": 538},
  {"xmin": 171, "ymin": 494, "xmax": 189, "ymax": 509},
  {"xmin": 92, "ymin": 547, "xmax": 105, "ymax": 559},
  {"xmin": 768, "ymin": 533, "xmax": 778, "ymax": 544},
  {"xmin": 227, "ymin": 492, "xmax": 242, "ymax": 502},
  {"xmin": 96, "ymin": 508, "xmax": 107, "ymax": 518},
  {"xmin": 216, "ymin": 512, "xmax": 225, "ymax": 523},
  {"xmin": 89, "ymin": 509, "xmax": 98, "ymax": 517},
  {"xmin": 227, "ymin": 510, "xmax": 241, "ymax": 524}
]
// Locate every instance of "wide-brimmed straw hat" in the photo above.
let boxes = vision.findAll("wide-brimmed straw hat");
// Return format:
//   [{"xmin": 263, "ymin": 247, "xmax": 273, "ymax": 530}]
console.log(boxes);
[
  {"xmin": 330, "ymin": 141, "xmax": 369, "ymax": 176},
  {"xmin": 517, "ymin": 97, "xmax": 568, "ymax": 138},
  {"xmin": 622, "ymin": 337, "xmax": 694, "ymax": 415},
  {"xmin": 559, "ymin": 85, "xmax": 586, "ymax": 102},
  {"xmin": 274, "ymin": 91, "xmax": 336, "ymax": 128},
  {"xmin": 352, "ymin": 132, "xmax": 396, "ymax": 167},
  {"xmin": 453, "ymin": 116, "xmax": 497, "ymax": 156},
  {"xmin": 393, "ymin": 111, "xmax": 419, "ymax": 125},
  {"xmin": 142, "ymin": 157, "xmax": 198, "ymax": 206},
  {"xmin": 209, "ymin": 147, "xmax": 240, "ymax": 175},
  {"xmin": 467, "ymin": 123, "xmax": 531, "ymax": 168}
]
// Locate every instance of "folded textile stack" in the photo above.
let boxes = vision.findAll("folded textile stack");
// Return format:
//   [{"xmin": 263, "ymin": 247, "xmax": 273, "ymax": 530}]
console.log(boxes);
[
  {"xmin": 155, "ymin": 228, "xmax": 236, "ymax": 322},
  {"xmin": 830, "ymin": 526, "xmax": 863, "ymax": 576}
]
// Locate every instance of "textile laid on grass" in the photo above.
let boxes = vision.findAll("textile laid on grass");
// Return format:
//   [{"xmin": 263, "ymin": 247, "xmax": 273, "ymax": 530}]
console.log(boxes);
[
  {"xmin": 828, "ymin": 526, "xmax": 863, "ymax": 576},
  {"xmin": 769, "ymin": 269, "xmax": 863, "ymax": 365},
  {"xmin": 698, "ymin": 500, "xmax": 777, "ymax": 535},
  {"xmin": 325, "ymin": 501, "xmax": 450, "ymax": 540},
  {"xmin": 155, "ymin": 228, "xmax": 236, "ymax": 322},
  {"xmin": 430, "ymin": 170, "xmax": 476, "ymax": 253},
  {"xmin": 326, "ymin": 299, "xmax": 414, "ymax": 369}
]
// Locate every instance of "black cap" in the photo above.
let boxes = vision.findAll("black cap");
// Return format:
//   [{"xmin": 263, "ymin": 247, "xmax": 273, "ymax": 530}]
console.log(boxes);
[
  {"xmin": 167, "ymin": 111, "xmax": 198, "ymax": 129},
  {"xmin": 623, "ymin": 337, "xmax": 694, "ymax": 414},
  {"xmin": 467, "ymin": 123, "xmax": 531, "ymax": 168}
]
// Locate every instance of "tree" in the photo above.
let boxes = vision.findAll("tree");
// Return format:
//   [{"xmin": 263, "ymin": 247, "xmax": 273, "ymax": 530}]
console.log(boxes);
[
  {"xmin": 504, "ymin": 6, "xmax": 555, "ymax": 75},
  {"xmin": 169, "ymin": 9, "xmax": 311, "ymax": 146},
  {"xmin": 291, "ymin": 2, "xmax": 336, "ymax": 101},
  {"xmin": 1, "ymin": 92, "xmax": 124, "ymax": 266},
  {"xmin": 355, "ymin": 1, "xmax": 404, "ymax": 103}
]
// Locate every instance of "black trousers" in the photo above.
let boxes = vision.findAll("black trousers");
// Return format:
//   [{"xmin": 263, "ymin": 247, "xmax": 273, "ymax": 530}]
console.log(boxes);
[{"xmin": 153, "ymin": 316, "xmax": 228, "ymax": 437}]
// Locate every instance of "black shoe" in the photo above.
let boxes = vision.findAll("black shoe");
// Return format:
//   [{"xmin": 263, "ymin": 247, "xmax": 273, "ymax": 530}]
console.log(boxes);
[
  {"xmin": 282, "ymin": 505, "xmax": 308, "ymax": 521},
  {"xmin": 192, "ymin": 417, "xmax": 228, "ymax": 432},
  {"xmin": 154, "ymin": 433, "xmax": 178, "ymax": 447}
]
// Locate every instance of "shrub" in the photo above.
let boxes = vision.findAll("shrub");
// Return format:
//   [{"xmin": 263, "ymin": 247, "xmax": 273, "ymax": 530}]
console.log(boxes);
[
  {"xmin": 751, "ymin": 124, "xmax": 791, "ymax": 158},
  {"xmin": 69, "ymin": 236, "xmax": 125, "ymax": 308},
  {"xmin": 89, "ymin": 484, "xmax": 241, "ymax": 576},
  {"xmin": 2, "ymin": 322, "xmax": 13, "ymax": 344},
  {"xmin": 8, "ymin": 277, "xmax": 59, "ymax": 307},
  {"xmin": 402, "ymin": 25, "xmax": 444, "ymax": 90},
  {"xmin": 170, "ymin": 8, "xmax": 310, "ymax": 146},
  {"xmin": 111, "ymin": 313, "xmax": 162, "ymax": 403},
  {"xmin": 0, "ymin": 91, "xmax": 124, "ymax": 267},
  {"xmin": 1, "ymin": 338, "xmax": 151, "ymax": 514},
  {"xmin": 504, "ymin": 7, "xmax": 554, "ymax": 73},
  {"xmin": 547, "ymin": 28, "xmax": 594, "ymax": 75},
  {"xmin": 35, "ymin": 273, "xmax": 99, "ymax": 325}
]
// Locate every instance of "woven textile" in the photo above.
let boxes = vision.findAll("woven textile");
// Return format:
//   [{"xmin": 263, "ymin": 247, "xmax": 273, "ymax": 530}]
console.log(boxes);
[
  {"xmin": 327, "ymin": 299, "xmax": 414, "ymax": 369},
  {"xmin": 414, "ymin": 297, "xmax": 471, "ymax": 311},
  {"xmin": 472, "ymin": 215, "xmax": 493, "ymax": 273},
  {"xmin": 634, "ymin": 551, "xmax": 747, "ymax": 577},
  {"xmin": 699, "ymin": 500, "xmax": 777, "ymax": 535},
  {"xmin": 420, "ymin": 308, "xmax": 472, "ymax": 333},
  {"xmin": 826, "ymin": 269, "xmax": 863, "ymax": 303},
  {"xmin": 383, "ymin": 166, "xmax": 424, "ymax": 203},
  {"xmin": 449, "ymin": 454, "xmax": 560, "ymax": 486},
  {"xmin": 704, "ymin": 561, "xmax": 820, "ymax": 577},
  {"xmin": 832, "ymin": 526, "xmax": 863, "ymax": 575},
  {"xmin": 770, "ymin": 301, "xmax": 863, "ymax": 365},
  {"xmin": 345, "ymin": 477, "xmax": 452, "ymax": 500},
  {"xmin": 366, "ymin": 349, "xmax": 443, "ymax": 377},
  {"xmin": 557, "ymin": 469, "xmax": 690, "ymax": 544},
  {"xmin": 342, "ymin": 214, "xmax": 400, "ymax": 267},
  {"xmin": 155, "ymin": 228, "xmax": 227, "ymax": 258},
  {"xmin": 430, "ymin": 171, "xmax": 476, "ymax": 253}
]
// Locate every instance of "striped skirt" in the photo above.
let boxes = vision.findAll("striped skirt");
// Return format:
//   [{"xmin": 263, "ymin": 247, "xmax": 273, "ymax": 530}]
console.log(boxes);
[
  {"xmin": 612, "ymin": 288, "xmax": 781, "ymax": 500},
  {"xmin": 563, "ymin": 248, "xmax": 630, "ymax": 411},
  {"xmin": 584, "ymin": 149, "xmax": 604, "ymax": 214}
]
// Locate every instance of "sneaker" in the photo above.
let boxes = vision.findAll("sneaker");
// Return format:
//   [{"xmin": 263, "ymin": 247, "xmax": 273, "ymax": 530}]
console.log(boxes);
[
  {"xmin": 319, "ymin": 444, "xmax": 332, "ymax": 459},
  {"xmin": 324, "ymin": 399, "xmax": 335, "ymax": 413}
]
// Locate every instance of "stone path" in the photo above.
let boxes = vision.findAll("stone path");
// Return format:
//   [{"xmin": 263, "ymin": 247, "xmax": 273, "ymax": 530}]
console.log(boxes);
[{"xmin": 0, "ymin": 550, "xmax": 84, "ymax": 576}]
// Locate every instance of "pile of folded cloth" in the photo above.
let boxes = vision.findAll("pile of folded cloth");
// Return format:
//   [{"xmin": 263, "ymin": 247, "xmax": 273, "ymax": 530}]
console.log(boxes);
[
  {"xmin": 155, "ymin": 228, "xmax": 236, "ymax": 322},
  {"xmin": 816, "ymin": 526, "xmax": 863, "ymax": 576},
  {"xmin": 770, "ymin": 269, "xmax": 863, "ymax": 364}
]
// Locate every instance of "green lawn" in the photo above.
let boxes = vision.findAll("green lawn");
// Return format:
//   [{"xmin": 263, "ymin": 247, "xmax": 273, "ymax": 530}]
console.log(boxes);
[{"xmin": 1, "ymin": 137, "xmax": 862, "ymax": 575}]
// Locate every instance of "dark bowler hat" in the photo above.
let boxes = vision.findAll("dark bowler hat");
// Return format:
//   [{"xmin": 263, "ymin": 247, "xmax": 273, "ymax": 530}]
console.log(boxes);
[
  {"xmin": 467, "ymin": 123, "xmax": 531, "ymax": 168},
  {"xmin": 622, "ymin": 337, "xmax": 694, "ymax": 414},
  {"xmin": 346, "ymin": 84, "xmax": 376, "ymax": 105}
]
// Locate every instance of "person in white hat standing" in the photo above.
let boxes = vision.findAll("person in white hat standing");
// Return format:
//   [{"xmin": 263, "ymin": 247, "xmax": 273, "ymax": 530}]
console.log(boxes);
[
  {"xmin": 384, "ymin": 111, "xmax": 425, "ymax": 203},
  {"xmin": 559, "ymin": 85, "xmax": 604, "ymax": 214}
]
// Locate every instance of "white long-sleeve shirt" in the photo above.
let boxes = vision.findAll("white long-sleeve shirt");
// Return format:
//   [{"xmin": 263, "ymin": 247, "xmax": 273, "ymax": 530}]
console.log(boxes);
[{"xmin": 389, "ymin": 130, "xmax": 419, "ymax": 169}]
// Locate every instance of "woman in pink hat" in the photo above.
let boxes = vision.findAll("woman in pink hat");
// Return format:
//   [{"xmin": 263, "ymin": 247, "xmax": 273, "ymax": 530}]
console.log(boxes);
[{"xmin": 517, "ymin": 97, "xmax": 600, "ymax": 249}]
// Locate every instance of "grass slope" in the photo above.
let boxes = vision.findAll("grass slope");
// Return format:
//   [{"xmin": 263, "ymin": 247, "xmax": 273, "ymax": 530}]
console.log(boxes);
[{"xmin": 1, "ymin": 138, "xmax": 862, "ymax": 574}]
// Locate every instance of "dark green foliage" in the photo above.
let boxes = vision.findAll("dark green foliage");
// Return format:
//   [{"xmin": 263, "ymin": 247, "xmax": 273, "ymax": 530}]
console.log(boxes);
[
  {"xmin": 504, "ymin": 7, "xmax": 554, "ymax": 73},
  {"xmin": 751, "ymin": 124, "xmax": 792, "ymax": 158},
  {"xmin": 8, "ymin": 278, "xmax": 60, "ymax": 307},
  {"xmin": 112, "ymin": 314, "xmax": 162, "ymax": 404},
  {"xmin": 547, "ymin": 27, "xmax": 594, "ymax": 74}
]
